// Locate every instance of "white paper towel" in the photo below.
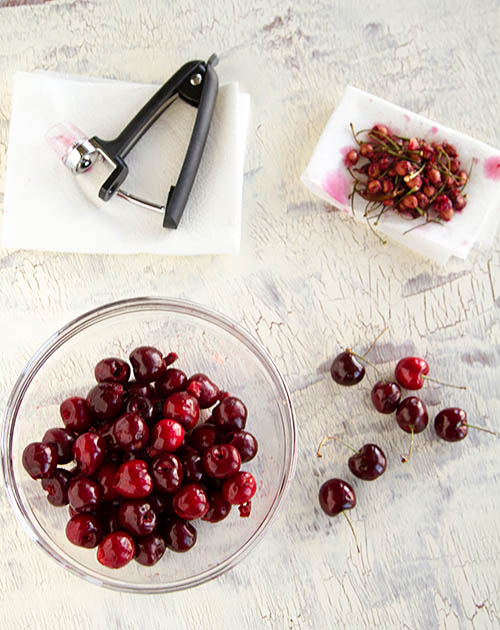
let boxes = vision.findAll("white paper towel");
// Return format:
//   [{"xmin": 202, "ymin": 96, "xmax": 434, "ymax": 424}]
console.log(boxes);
[
  {"xmin": 302, "ymin": 86, "xmax": 500, "ymax": 265},
  {"xmin": 2, "ymin": 71, "xmax": 250, "ymax": 255}
]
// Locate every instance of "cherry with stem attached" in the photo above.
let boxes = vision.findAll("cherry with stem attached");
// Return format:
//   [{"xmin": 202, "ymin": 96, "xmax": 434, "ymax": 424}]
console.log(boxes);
[
  {"xmin": 396, "ymin": 396, "xmax": 429, "ymax": 463},
  {"xmin": 318, "ymin": 478, "xmax": 360, "ymax": 553},
  {"xmin": 317, "ymin": 435, "xmax": 387, "ymax": 481},
  {"xmin": 434, "ymin": 408, "xmax": 497, "ymax": 442},
  {"xmin": 395, "ymin": 357, "xmax": 466, "ymax": 391}
]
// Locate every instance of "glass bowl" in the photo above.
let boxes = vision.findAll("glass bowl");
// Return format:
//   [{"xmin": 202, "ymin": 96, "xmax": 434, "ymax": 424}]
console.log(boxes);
[{"xmin": 1, "ymin": 297, "xmax": 296, "ymax": 593}]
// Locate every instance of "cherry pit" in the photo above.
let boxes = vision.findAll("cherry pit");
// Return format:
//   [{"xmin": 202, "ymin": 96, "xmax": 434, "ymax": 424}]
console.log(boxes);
[{"xmin": 23, "ymin": 346, "xmax": 259, "ymax": 570}]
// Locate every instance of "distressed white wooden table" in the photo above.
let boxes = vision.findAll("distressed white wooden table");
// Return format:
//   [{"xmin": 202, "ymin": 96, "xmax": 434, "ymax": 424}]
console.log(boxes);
[{"xmin": 1, "ymin": 0, "xmax": 500, "ymax": 628}]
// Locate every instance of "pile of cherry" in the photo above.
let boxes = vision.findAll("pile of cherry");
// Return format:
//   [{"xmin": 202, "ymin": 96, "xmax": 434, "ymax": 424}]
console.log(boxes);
[
  {"xmin": 318, "ymin": 347, "xmax": 496, "ymax": 548},
  {"xmin": 22, "ymin": 346, "xmax": 258, "ymax": 569}
]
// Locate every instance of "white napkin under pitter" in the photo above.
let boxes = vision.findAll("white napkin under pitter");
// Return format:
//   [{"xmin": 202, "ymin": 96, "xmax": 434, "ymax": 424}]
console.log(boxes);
[{"xmin": 2, "ymin": 71, "xmax": 250, "ymax": 255}]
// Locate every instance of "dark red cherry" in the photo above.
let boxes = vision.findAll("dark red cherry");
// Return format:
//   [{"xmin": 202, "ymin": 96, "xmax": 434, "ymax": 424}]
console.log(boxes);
[
  {"xmin": 148, "ymin": 494, "xmax": 169, "ymax": 515},
  {"xmin": 202, "ymin": 490, "xmax": 231, "ymax": 523},
  {"xmin": 101, "ymin": 504, "xmax": 121, "ymax": 533},
  {"xmin": 154, "ymin": 368, "xmax": 187, "ymax": 398},
  {"xmin": 125, "ymin": 395, "xmax": 154, "ymax": 422},
  {"xmin": 172, "ymin": 483, "xmax": 209, "ymax": 520},
  {"xmin": 164, "ymin": 518, "xmax": 197, "ymax": 552},
  {"xmin": 94, "ymin": 357, "xmax": 130, "ymax": 385},
  {"xmin": 162, "ymin": 392, "xmax": 199, "ymax": 431},
  {"xmin": 151, "ymin": 453, "xmax": 184, "ymax": 494},
  {"xmin": 118, "ymin": 499, "xmax": 157, "ymax": 536},
  {"xmin": 190, "ymin": 425, "xmax": 218, "ymax": 452},
  {"xmin": 95, "ymin": 462, "xmax": 120, "ymax": 501},
  {"xmin": 126, "ymin": 381, "xmax": 152, "ymax": 399},
  {"xmin": 212, "ymin": 397, "xmax": 247, "ymax": 431},
  {"xmin": 222, "ymin": 471, "xmax": 256, "ymax": 505},
  {"xmin": 97, "ymin": 531, "xmax": 135, "ymax": 568},
  {"xmin": 59, "ymin": 397, "xmax": 93, "ymax": 433},
  {"xmin": 319, "ymin": 478, "xmax": 356, "ymax": 516},
  {"xmin": 66, "ymin": 513, "xmax": 104, "ymax": 548},
  {"xmin": 96, "ymin": 419, "xmax": 120, "ymax": 453},
  {"xmin": 330, "ymin": 351, "xmax": 365, "ymax": 386},
  {"xmin": 41, "ymin": 468, "xmax": 73, "ymax": 506},
  {"xmin": 42, "ymin": 427, "xmax": 75, "ymax": 464},
  {"xmin": 67, "ymin": 477, "xmax": 102, "ymax": 512},
  {"xmin": 395, "ymin": 357, "xmax": 429, "ymax": 390},
  {"xmin": 226, "ymin": 430, "xmax": 258, "ymax": 463},
  {"xmin": 348, "ymin": 444, "xmax": 387, "ymax": 481},
  {"xmin": 72, "ymin": 432, "xmax": 106, "ymax": 475},
  {"xmin": 187, "ymin": 373, "xmax": 220, "ymax": 408},
  {"xmin": 87, "ymin": 383, "xmax": 124, "ymax": 422},
  {"xmin": 371, "ymin": 381, "xmax": 401, "ymax": 414},
  {"xmin": 22, "ymin": 442, "xmax": 58, "ymax": 479},
  {"xmin": 148, "ymin": 419, "xmax": 185, "ymax": 456},
  {"xmin": 238, "ymin": 501, "xmax": 252, "ymax": 518},
  {"xmin": 202, "ymin": 444, "xmax": 241, "ymax": 479},
  {"xmin": 396, "ymin": 397, "xmax": 429, "ymax": 433},
  {"xmin": 129, "ymin": 346, "xmax": 165, "ymax": 383},
  {"xmin": 113, "ymin": 413, "xmax": 150, "ymax": 452},
  {"xmin": 434, "ymin": 407, "xmax": 468, "ymax": 441},
  {"xmin": 135, "ymin": 533, "xmax": 166, "ymax": 566},
  {"xmin": 113, "ymin": 460, "xmax": 153, "ymax": 499},
  {"xmin": 181, "ymin": 450, "xmax": 205, "ymax": 484}
]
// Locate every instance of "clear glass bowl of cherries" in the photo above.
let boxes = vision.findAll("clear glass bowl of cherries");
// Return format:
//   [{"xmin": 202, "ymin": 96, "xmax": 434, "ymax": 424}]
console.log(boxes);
[{"xmin": 1, "ymin": 298, "xmax": 296, "ymax": 593}]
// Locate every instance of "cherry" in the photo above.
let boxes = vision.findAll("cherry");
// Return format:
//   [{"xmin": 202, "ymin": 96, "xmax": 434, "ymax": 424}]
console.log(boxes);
[
  {"xmin": 348, "ymin": 444, "xmax": 386, "ymax": 481},
  {"xmin": 148, "ymin": 494, "xmax": 169, "ymax": 515},
  {"xmin": 434, "ymin": 408, "xmax": 497, "ymax": 442},
  {"xmin": 126, "ymin": 381, "xmax": 152, "ymax": 399},
  {"xmin": 148, "ymin": 419, "xmax": 185, "ymax": 456},
  {"xmin": 330, "ymin": 351, "xmax": 365, "ymax": 386},
  {"xmin": 371, "ymin": 381, "xmax": 401, "ymax": 414},
  {"xmin": 212, "ymin": 396, "xmax": 247, "ymax": 431},
  {"xmin": 95, "ymin": 462, "xmax": 120, "ymax": 501},
  {"xmin": 396, "ymin": 396, "xmax": 429, "ymax": 462},
  {"xmin": 42, "ymin": 427, "xmax": 75, "ymax": 464},
  {"xmin": 154, "ymin": 368, "xmax": 187, "ymax": 398},
  {"xmin": 96, "ymin": 420, "xmax": 120, "ymax": 453},
  {"xmin": 102, "ymin": 504, "xmax": 121, "ymax": 533},
  {"xmin": 113, "ymin": 413, "xmax": 150, "ymax": 452},
  {"xmin": 66, "ymin": 513, "xmax": 104, "ymax": 548},
  {"xmin": 129, "ymin": 346, "xmax": 165, "ymax": 383},
  {"xmin": 94, "ymin": 357, "xmax": 130, "ymax": 385},
  {"xmin": 22, "ymin": 442, "xmax": 58, "ymax": 479},
  {"xmin": 226, "ymin": 430, "xmax": 258, "ymax": 463},
  {"xmin": 72, "ymin": 432, "xmax": 106, "ymax": 475},
  {"xmin": 151, "ymin": 453, "xmax": 184, "ymax": 493},
  {"xmin": 395, "ymin": 356, "xmax": 466, "ymax": 391},
  {"xmin": 187, "ymin": 373, "xmax": 220, "ymax": 408},
  {"xmin": 172, "ymin": 483, "xmax": 209, "ymax": 520},
  {"xmin": 97, "ymin": 531, "xmax": 136, "ymax": 568},
  {"xmin": 135, "ymin": 533, "xmax": 166, "ymax": 566},
  {"xmin": 118, "ymin": 499, "xmax": 157, "ymax": 536},
  {"xmin": 319, "ymin": 478, "xmax": 356, "ymax": 516},
  {"xmin": 202, "ymin": 490, "xmax": 232, "ymax": 523},
  {"xmin": 125, "ymin": 395, "xmax": 154, "ymax": 422},
  {"xmin": 87, "ymin": 383, "xmax": 124, "ymax": 422},
  {"xmin": 181, "ymin": 449, "xmax": 205, "ymax": 484},
  {"xmin": 164, "ymin": 518, "xmax": 197, "ymax": 552},
  {"xmin": 60, "ymin": 397, "xmax": 93, "ymax": 433},
  {"xmin": 113, "ymin": 460, "xmax": 153, "ymax": 499},
  {"xmin": 222, "ymin": 471, "xmax": 256, "ymax": 505},
  {"xmin": 162, "ymin": 392, "xmax": 200, "ymax": 431},
  {"xmin": 41, "ymin": 468, "xmax": 73, "ymax": 506},
  {"xmin": 67, "ymin": 477, "xmax": 102, "ymax": 512},
  {"xmin": 190, "ymin": 425, "xmax": 218, "ymax": 452},
  {"xmin": 202, "ymin": 444, "xmax": 241, "ymax": 479}
]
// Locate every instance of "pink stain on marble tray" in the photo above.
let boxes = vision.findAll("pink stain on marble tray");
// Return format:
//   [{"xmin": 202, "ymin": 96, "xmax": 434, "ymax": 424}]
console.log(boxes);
[
  {"xmin": 323, "ymin": 169, "xmax": 350, "ymax": 206},
  {"xmin": 484, "ymin": 156, "xmax": 500, "ymax": 181}
]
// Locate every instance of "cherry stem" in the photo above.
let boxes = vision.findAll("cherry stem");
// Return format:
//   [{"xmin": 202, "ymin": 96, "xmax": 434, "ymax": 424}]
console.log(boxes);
[
  {"xmin": 316, "ymin": 436, "xmax": 359, "ymax": 458},
  {"xmin": 465, "ymin": 424, "xmax": 498, "ymax": 437},
  {"xmin": 364, "ymin": 326, "xmax": 388, "ymax": 356},
  {"xmin": 342, "ymin": 511, "xmax": 360, "ymax": 554},
  {"xmin": 401, "ymin": 426, "xmax": 414, "ymax": 463},
  {"xmin": 345, "ymin": 348, "xmax": 384, "ymax": 380},
  {"xmin": 422, "ymin": 375, "xmax": 467, "ymax": 390}
]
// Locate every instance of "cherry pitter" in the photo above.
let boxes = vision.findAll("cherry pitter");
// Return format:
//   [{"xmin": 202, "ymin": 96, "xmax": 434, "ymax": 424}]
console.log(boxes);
[{"xmin": 46, "ymin": 54, "xmax": 219, "ymax": 230}]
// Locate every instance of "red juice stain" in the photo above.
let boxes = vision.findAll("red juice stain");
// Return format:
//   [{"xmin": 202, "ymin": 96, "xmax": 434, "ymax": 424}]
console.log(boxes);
[
  {"xmin": 484, "ymin": 156, "xmax": 500, "ymax": 181},
  {"xmin": 404, "ymin": 113, "xmax": 411, "ymax": 121},
  {"xmin": 323, "ymin": 169, "xmax": 350, "ymax": 206},
  {"xmin": 430, "ymin": 126, "xmax": 438, "ymax": 134}
]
